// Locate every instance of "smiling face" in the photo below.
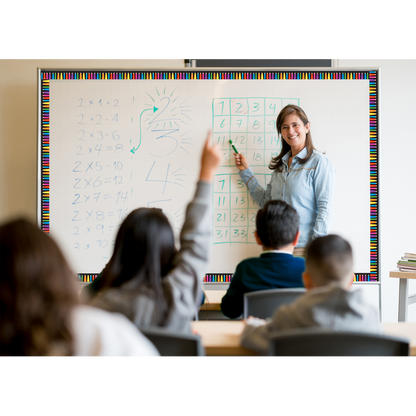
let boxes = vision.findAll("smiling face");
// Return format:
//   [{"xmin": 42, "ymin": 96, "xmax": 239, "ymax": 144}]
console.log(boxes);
[{"xmin": 280, "ymin": 113, "xmax": 310, "ymax": 151}]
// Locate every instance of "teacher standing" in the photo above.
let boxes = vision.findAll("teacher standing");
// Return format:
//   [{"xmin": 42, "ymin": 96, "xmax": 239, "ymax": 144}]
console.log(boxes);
[{"xmin": 234, "ymin": 104, "xmax": 335, "ymax": 256}]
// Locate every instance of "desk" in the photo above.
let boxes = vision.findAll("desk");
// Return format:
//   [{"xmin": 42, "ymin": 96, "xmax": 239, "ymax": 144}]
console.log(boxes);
[
  {"xmin": 200, "ymin": 290, "xmax": 226, "ymax": 311},
  {"xmin": 191, "ymin": 321, "xmax": 416, "ymax": 356},
  {"xmin": 198, "ymin": 290, "xmax": 229, "ymax": 320},
  {"xmin": 381, "ymin": 323, "xmax": 416, "ymax": 355},
  {"xmin": 389, "ymin": 271, "xmax": 416, "ymax": 321},
  {"xmin": 191, "ymin": 321, "xmax": 256, "ymax": 356}
]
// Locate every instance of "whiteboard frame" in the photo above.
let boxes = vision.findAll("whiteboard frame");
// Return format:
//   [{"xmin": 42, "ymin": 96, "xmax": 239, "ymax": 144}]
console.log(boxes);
[
  {"xmin": 37, "ymin": 68, "xmax": 42, "ymax": 226},
  {"xmin": 37, "ymin": 67, "xmax": 380, "ymax": 286}
]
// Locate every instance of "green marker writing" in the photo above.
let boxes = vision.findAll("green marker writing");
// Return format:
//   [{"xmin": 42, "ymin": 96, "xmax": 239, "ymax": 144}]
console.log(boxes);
[
  {"xmin": 229, "ymin": 139, "xmax": 239, "ymax": 154},
  {"xmin": 130, "ymin": 105, "xmax": 158, "ymax": 155}
]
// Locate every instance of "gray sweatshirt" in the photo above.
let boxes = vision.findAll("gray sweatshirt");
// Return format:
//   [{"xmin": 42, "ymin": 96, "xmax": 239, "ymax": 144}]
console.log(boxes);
[
  {"xmin": 91, "ymin": 181, "xmax": 211, "ymax": 333},
  {"xmin": 240, "ymin": 283, "xmax": 383, "ymax": 355}
]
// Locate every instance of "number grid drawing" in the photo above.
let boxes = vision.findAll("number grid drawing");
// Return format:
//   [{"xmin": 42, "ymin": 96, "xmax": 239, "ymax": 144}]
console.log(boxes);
[
  {"xmin": 212, "ymin": 97, "xmax": 296, "ymax": 168},
  {"xmin": 213, "ymin": 172, "xmax": 271, "ymax": 245}
]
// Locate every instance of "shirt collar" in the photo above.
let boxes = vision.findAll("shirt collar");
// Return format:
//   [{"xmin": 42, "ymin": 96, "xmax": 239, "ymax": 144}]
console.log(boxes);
[
  {"xmin": 261, "ymin": 249, "xmax": 293, "ymax": 255},
  {"xmin": 282, "ymin": 150, "xmax": 291, "ymax": 162},
  {"xmin": 294, "ymin": 147, "xmax": 308, "ymax": 159},
  {"xmin": 282, "ymin": 147, "xmax": 307, "ymax": 165}
]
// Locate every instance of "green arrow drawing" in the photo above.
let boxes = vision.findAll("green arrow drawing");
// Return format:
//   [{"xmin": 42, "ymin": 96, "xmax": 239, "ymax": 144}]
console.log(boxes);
[{"xmin": 130, "ymin": 106, "xmax": 158, "ymax": 154}]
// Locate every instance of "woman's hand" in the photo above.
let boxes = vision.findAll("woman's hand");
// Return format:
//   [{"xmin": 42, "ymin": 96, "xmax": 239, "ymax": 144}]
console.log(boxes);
[
  {"xmin": 199, "ymin": 131, "xmax": 221, "ymax": 182},
  {"xmin": 234, "ymin": 152, "xmax": 250, "ymax": 171}
]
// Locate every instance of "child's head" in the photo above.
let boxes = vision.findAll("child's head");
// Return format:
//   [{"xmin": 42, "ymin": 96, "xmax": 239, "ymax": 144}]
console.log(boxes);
[
  {"xmin": 101, "ymin": 207, "xmax": 176, "ymax": 324},
  {"xmin": 104, "ymin": 207, "xmax": 176, "ymax": 288},
  {"xmin": 255, "ymin": 200, "xmax": 300, "ymax": 250},
  {"xmin": 304, "ymin": 234, "xmax": 354, "ymax": 289},
  {"xmin": 0, "ymin": 218, "xmax": 78, "ymax": 356}
]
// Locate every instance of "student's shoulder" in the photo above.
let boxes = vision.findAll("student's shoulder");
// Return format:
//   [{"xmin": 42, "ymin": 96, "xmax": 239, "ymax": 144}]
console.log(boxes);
[
  {"xmin": 284, "ymin": 255, "xmax": 305, "ymax": 274},
  {"xmin": 238, "ymin": 254, "xmax": 304, "ymax": 271},
  {"xmin": 231, "ymin": 257, "xmax": 263, "ymax": 281},
  {"xmin": 72, "ymin": 304, "xmax": 150, "ymax": 344},
  {"xmin": 237, "ymin": 256, "xmax": 263, "ymax": 268},
  {"xmin": 291, "ymin": 255, "xmax": 305, "ymax": 265},
  {"xmin": 71, "ymin": 305, "xmax": 159, "ymax": 356},
  {"xmin": 73, "ymin": 304, "xmax": 128, "ymax": 327}
]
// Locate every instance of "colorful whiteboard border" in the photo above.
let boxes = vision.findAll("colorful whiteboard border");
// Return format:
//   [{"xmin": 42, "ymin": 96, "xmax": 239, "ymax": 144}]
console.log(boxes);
[
  {"xmin": 41, "ymin": 79, "xmax": 50, "ymax": 233},
  {"xmin": 39, "ymin": 69, "xmax": 379, "ymax": 283},
  {"xmin": 40, "ymin": 71, "xmax": 371, "ymax": 81}
]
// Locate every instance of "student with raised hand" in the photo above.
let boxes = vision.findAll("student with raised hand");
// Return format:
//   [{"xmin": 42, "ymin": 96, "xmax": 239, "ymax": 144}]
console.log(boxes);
[
  {"xmin": 89, "ymin": 132, "xmax": 220, "ymax": 333},
  {"xmin": 240, "ymin": 234, "xmax": 382, "ymax": 355},
  {"xmin": 220, "ymin": 200, "xmax": 305, "ymax": 319},
  {"xmin": 0, "ymin": 218, "xmax": 159, "ymax": 356}
]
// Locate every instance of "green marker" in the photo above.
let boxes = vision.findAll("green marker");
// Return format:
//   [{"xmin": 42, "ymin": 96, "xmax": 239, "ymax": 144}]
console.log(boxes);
[{"xmin": 229, "ymin": 139, "xmax": 239, "ymax": 154}]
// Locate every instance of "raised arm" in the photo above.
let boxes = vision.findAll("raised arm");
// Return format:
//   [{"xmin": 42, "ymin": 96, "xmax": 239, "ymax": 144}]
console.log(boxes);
[{"xmin": 165, "ymin": 132, "xmax": 220, "ymax": 314}]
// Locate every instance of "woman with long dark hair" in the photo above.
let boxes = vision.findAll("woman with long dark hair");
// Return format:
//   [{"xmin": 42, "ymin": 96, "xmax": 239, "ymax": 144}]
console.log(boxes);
[
  {"xmin": 234, "ymin": 105, "xmax": 335, "ymax": 256},
  {"xmin": 89, "ymin": 133, "xmax": 220, "ymax": 332},
  {"xmin": 0, "ymin": 218, "xmax": 159, "ymax": 356}
]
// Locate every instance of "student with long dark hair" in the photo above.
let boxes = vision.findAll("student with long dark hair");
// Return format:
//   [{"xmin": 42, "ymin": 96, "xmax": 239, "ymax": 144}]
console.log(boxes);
[
  {"xmin": 89, "ymin": 133, "xmax": 220, "ymax": 332},
  {"xmin": 0, "ymin": 218, "xmax": 159, "ymax": 356}
]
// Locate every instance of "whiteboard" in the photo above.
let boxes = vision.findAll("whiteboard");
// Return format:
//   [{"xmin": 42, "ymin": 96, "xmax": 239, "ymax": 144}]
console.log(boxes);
[{"xmin": 38, "ymin": 69, "xmax": 379, "ymax": 281}]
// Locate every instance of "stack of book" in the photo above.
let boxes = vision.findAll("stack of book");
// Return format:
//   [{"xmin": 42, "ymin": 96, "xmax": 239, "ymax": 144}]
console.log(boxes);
[{"xmin": 397, "ymin": 252, "xmax": 416, "ymax": 272}]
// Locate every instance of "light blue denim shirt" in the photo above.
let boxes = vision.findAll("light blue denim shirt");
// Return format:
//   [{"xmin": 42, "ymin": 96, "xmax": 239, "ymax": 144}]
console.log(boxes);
[{"xmin": 239, "ymin": 147, "xmax": 335, "ymax": 247}]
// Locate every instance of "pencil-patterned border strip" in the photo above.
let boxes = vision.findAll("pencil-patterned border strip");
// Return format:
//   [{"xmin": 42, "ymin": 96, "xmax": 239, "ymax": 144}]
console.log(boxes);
[
  {"xmin": 41, "ymin": 79, "xmax": 50, "ymax": 234},
  {"xmin": 40, "ymin": 70, "xmax": 378, "ymax": 283},
  {"xmin": 40, "ymin": 71, "xmax": 370, "ymax": 80},
  {"xmin": 204, "ymin": 274, "xmax": 233, "ymax": 283},
  {"xmin": 78, "ymin": 274, "xmax": 99, "ymax": 283},
  {"xmin": 369, "ymin": 71, "xmax": 378, "ymax": 282}
]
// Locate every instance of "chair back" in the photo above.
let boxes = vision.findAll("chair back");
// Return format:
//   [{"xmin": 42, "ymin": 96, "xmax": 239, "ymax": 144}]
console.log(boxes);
[
  {"xmin": 243, "ymin": 288, "xmax": 306, "ymax": 319},
  {"xmin": 140, "ymin": 326, "xmax": 205, "ymax": 356},
  {"xmin": 268, "ymin": 328, "xmax": 410, "ymax": 356}
]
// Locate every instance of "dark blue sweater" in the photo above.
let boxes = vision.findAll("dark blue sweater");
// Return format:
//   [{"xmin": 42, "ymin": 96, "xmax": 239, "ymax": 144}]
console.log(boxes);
[{"xmin": 221, "ymin": 253, "xmax": 305, "ymax": 319}]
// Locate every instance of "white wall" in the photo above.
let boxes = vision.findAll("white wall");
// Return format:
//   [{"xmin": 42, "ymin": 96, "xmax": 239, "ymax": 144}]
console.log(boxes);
[
  {"xmin": 1, "ymin": 59, "xmax": 415, "ymax": 323},
  {"xmin": 338, "ymin": 59, "xmax": 416, "ymax": 322}
]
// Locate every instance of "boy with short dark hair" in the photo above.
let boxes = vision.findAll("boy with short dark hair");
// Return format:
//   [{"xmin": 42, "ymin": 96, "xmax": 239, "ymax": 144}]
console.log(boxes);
[
  {"xmin": 240, "ymin": 234, "xmax": 383, "ymax": 354},
  {"xmin": 220, "ymin": 200, "xmax": 305, "ymax": 319}
]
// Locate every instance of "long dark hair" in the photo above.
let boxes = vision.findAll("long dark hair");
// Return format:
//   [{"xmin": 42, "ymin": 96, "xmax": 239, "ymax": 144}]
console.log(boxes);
[
  {"xmin": 99, "ymin": 208, "xmax": 176, "ymax": 325},
  {"xmin": 269, "ymin": 104, "xmax": 318, "ymax": 171},
  {"xmin": 0, "ymin": 218, "xmax": 78, "ymax": 356}
]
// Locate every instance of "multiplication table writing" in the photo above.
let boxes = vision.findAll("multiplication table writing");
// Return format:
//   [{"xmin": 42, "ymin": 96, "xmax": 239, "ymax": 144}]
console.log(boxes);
[{"xmin": 70, "ymin": 95, "xmax": 130, "ymax": 259}]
